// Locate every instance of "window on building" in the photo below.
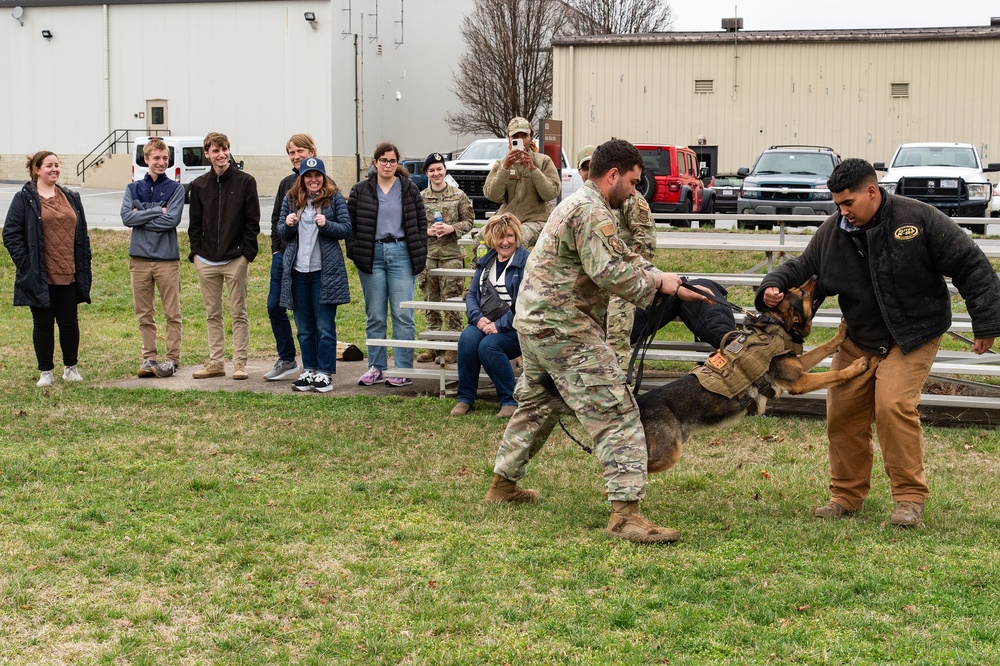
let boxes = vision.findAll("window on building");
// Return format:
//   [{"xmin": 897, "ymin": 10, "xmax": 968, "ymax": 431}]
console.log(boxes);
[
  {"xmin": 150, "ymin": 106, "xmax": 165, "ymax": 125},
  {"xmin": 694, "ymin": 79, "xmax": 714, "ymax": 94},
  {"xmin": 891, "ymin": 82, "xmax": 909, "ymax": 98}
]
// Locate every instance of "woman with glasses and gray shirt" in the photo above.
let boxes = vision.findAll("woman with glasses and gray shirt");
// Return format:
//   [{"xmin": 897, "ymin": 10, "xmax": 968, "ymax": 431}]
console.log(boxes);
[{"xmin": 347, "ymin": 142, "xmax": 427, "ymax": 387}]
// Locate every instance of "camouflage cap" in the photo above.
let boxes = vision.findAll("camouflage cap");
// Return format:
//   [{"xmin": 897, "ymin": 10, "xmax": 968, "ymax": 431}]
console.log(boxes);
[
  {"xmin": 577, "ymin": 145, "xmax": 596, "ymax": 169},
  {"xmin": 506, "ymin": 117, "xmax": 532, "ymax": 137}
]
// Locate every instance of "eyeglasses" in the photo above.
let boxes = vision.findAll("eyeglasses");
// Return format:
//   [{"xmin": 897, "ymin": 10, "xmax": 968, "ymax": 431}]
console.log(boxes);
[{"xmin": 377, "ymin": 158, "xmax": 398, "ymax": 166}]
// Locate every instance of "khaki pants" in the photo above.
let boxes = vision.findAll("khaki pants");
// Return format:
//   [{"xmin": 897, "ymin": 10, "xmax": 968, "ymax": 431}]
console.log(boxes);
[
  {"xmin": 129, "ymin": 257, "xmax": 182, "ymax": 364},
  {"xmin": 825, "ymin": 336, "xmax": 940, "ymax": 510},
  {"xmin": 194, "ymin": 256, "xmax": 249, "ymax": 365}
]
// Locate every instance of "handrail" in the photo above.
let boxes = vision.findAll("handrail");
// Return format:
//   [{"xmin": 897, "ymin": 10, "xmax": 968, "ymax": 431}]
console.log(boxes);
[{"xmin": 76, "ymin": 128, "xmax": 171, "ymax": 182}]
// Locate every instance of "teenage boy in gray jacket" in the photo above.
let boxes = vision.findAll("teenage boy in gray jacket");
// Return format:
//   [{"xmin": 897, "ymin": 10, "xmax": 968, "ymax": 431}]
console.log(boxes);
[{"xmin": 120, "ymin": 137, "xmax": 185, "ymax": 378}]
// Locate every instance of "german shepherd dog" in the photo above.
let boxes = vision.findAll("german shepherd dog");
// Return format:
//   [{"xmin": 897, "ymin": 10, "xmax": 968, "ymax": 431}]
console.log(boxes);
[{"xmin": 639, "ymin": 277, "xmax": 872, "ymax": 474}]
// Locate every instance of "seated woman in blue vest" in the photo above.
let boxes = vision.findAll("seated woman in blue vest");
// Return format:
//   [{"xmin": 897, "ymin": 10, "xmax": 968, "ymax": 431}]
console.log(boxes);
[{"xmin": 451, "ymin": 213, "xmax": 528, "ymax": 419}]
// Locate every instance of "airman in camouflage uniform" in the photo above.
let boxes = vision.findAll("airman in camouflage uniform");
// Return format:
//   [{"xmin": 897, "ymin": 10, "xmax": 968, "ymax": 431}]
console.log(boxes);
[
  {"xmin": 417, "ymin": 153, "xmax": 475, "ymax": 364},
  {"xmin": 484, "ymin": 139, "xmax": 709, "ymax": 544},
  {"xmin": 483, "ymin": 117, "xmax": 561, "ymax": 248},
  {"xmin": 576, "ymin": 146, "xmax": 659, "ymax": 368}
]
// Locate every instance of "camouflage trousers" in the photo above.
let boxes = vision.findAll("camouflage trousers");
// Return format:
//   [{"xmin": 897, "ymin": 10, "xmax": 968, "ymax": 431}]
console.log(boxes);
[
  {"xmin": 417, "ymin": 256, "xmax": 466, "ymax": 332},
  {"xmin": 492, "ymin": 332, "xmax": 648, "ymax": 502},
  {"xmin": 520, "ymin": 220, "xmax": 545, "ymax": 249},
  {"xmin": 605, "ymin": 294, "xmax": 636, "ymax": 370}
]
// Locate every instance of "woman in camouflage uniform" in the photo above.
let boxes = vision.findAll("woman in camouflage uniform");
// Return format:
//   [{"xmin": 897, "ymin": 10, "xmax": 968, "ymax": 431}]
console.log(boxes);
[{"xmin": 417, "ymin": 152, "xmax": 474, "ymax": 365}]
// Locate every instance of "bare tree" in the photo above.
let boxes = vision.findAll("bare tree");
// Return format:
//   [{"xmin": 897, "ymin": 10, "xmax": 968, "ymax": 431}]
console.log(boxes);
[
  {"xmin": 447, "ymin": 0, "xmax": 563, "ymax": 138},
  {"xmin": 559, "ymin": 0, "xmax": 674, "ymax": 35}
]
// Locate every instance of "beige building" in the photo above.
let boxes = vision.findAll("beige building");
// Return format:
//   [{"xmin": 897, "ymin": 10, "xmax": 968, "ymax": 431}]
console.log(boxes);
[{"xmin": 552, "ymin": 25, "xmax": 1000, "ymax": 175}]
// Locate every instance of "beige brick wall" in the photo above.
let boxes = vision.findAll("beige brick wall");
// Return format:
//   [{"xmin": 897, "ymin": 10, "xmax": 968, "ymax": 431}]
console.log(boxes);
[{"xmin": 1, "ymin": 154, "xmax": 366, "ymax": 194}]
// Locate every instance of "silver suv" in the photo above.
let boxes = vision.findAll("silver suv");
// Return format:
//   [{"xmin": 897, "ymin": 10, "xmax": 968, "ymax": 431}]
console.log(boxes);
[{"xmin": 737, "ymin": 145, "xmax": 841, "ymax": 229}]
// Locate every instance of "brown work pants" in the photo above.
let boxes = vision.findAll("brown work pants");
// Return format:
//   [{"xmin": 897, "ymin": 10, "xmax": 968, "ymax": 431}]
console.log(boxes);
[
  {"xmin": 825, "ymin": 336, "xmax": 939, "ymax": 511},
  {"xmin": 129, "ymin": 257, "xmax": 182, "ymax": 364}
]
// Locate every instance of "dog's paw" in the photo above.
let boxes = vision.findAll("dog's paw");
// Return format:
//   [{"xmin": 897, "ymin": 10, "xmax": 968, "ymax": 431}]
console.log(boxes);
[
  {"xmin": 851, "ymin": 356, "xmax": 869, "ymax": 373},
  {"xmin": 833, "ymin": 319, "xmax": 849, "ymax": 345}
]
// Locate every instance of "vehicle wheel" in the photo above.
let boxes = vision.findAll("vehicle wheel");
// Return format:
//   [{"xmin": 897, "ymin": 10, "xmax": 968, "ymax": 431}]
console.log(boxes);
[
  {"xmin": 700, "ymin": 198, "xmax": 716, "ymax": 228},
  {"xmin": 672, "ymin": 200, "xmax": 692, "ymax": 228},
  {"xmin": 637, "ymin": 169, "xmax": 657, "ymax": 202}
]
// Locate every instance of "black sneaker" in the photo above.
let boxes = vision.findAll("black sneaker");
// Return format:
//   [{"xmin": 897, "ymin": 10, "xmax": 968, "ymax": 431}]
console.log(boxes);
[
  {"xmin": 311, "ymin": 372, "xmax": 333, "ymax": 393},
  {"xmin": 292, "ymin": 370, "xmax": 314, "ymax": 392}
]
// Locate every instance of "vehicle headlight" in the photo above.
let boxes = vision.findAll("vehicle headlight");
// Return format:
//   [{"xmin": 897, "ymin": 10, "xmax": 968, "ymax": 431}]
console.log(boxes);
[
  {"xmin": 741, "ymin": 186, "xmax": 760, "ymax": 199},
  {"xmin": 967, "ymin": 184, "xmax": 989, "ymax": 200},
  {"xmin": 882, "ymin": 182, "xmax": 897, "ymax": 195},
  {"xmin": 812, "ymin": 186, "xmax": 831, "ymax": 201}
]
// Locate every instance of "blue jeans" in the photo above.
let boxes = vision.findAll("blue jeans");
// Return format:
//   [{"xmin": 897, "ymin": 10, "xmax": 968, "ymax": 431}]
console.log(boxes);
[
  {"xmin": 358, "ymin": 241, "xmax": 416, "ymax": 370},
  {"xmin": 456, "ymin": 325, "xmax": 521, "ymax": 406},
  {"xmin": 268, "ymin": 252, "xmax": 297, "ymax": 362},
  {"xmin": 291, "ymin": 270, "xmax": 338, "ymax": 375}
]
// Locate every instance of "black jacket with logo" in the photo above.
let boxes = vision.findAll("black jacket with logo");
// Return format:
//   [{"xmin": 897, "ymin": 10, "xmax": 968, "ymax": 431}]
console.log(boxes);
[
  {"xmin": 757, "ymin": 189, "xmax": 1000, "ymax": 355},
  {"xmin": 188, "ymin": 165, "xmax": 260, "ymax": 263}
]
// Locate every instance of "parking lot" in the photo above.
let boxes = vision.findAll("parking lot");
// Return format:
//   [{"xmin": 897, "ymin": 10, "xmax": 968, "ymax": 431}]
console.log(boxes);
[{"xmin": 0, "ymin": 182, "xmax": 280, "ymax": 232}]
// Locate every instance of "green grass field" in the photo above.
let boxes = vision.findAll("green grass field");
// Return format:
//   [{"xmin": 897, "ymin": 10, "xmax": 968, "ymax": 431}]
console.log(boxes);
[{"xmin": 1, "ymin": 231, "xmax": 998, "ymax": 665}]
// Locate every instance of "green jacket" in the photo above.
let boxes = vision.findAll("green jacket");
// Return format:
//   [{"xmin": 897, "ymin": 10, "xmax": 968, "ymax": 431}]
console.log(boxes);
[{"xmin": 483, "ymin": 151, "xmax": 561, "ymax": 227}]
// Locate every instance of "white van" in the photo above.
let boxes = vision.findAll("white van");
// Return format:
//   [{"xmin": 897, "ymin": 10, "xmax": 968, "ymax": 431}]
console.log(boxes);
[{"xmin": 131, "ymin": 136, "xmax": 211, "ymax": 202}]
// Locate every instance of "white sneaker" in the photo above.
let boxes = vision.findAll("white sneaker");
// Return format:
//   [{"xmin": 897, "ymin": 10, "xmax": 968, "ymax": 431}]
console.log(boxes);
[
  {"xmin": 36, "ymin": 371, "xmax": 54, "ymax": 387},
  {"xmin": 63, "ymin": 365, "xmax": 83, "ymax": 382}
]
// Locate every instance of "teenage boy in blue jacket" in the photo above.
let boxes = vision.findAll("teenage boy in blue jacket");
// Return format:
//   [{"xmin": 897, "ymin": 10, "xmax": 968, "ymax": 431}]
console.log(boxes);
[{"xmin": 120, "ymin": 137, "xmax": 185, "ymax": 378}]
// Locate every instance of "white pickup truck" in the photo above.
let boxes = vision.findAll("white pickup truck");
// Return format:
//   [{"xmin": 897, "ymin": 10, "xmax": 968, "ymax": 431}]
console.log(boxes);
[{"xmin": 874, "ymin": 142, "xmax": 1000, "ymax": 234}]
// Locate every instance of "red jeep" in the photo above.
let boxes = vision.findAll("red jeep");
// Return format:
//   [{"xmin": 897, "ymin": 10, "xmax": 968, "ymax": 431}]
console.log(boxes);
[{"xmin": 634, "ymin": 144, "xmax": 714, "ymax": 227}]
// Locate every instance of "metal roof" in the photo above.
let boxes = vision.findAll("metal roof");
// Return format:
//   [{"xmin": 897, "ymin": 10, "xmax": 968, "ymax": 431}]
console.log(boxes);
[{"xmin": 552, "ymin": 25, "xmax": 1000, "ymax": 47}]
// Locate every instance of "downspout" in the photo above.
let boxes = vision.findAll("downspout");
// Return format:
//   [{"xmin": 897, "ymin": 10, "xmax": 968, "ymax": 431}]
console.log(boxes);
[
  {"xmin": 355, "ymin": 32, "xmax": 361, "ymax": 182},
  {"xmin": 104, "ymin": 5, "xmax": 111, "ymax": 136}
]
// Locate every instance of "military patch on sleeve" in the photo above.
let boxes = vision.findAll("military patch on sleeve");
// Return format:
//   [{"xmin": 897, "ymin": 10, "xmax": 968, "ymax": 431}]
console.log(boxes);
[
  {"xmin": 597, "ymin": 221, "xmax": 617, "ymax": 237},
  {"xmin": 707, "ymin": 353, "xmax": 727, "ymax": 369},
  {"xmin": 608, "ymin": 236, "xmax": 627, "ymax": 255}
]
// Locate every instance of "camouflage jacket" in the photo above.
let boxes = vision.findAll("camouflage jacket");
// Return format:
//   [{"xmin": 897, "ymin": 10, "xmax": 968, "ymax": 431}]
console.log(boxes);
[
  {"xmin": 483, "ymin": 151, "xmax": 561, "ymax": 226},
  {"xmin": 421, "ymin": 184, "xmax": 475, "ymax": 261},
  {"xmin": 513, "ymin": 181, "xmax": 660, "ymax": 342},
  {"xmin": 617, "ymin": 194, "xmax": 656, "ymax": 262}
]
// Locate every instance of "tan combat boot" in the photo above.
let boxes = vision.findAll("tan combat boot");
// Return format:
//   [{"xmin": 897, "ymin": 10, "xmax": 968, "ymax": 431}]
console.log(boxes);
[
  {"xmin": 484, "ymin": 474, "xmax": 540, "ymax": 503},
  {"xmin": 442, "ymin": 350, "xmax": 458, "ymax": 365},
  {"xmin": 416, "ymin": 349, "xmax": 437, "ymax": 363},
  {"xmin": 606, "ymin": 501, "xmax": 680, "ymax": 544},
  {"xmin": 192, "ymin": 361, "xmax": 226, "ymax": 379}
]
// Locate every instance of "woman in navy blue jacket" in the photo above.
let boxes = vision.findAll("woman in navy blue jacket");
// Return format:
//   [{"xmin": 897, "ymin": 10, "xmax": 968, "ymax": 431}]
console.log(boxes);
[
  {"xmin": 277, "ymin": 157, "xmax": 352, "ymax": 393},
  {"xmin": 451, "ymin": 213, "xmax": 529, "ymax": 418}
]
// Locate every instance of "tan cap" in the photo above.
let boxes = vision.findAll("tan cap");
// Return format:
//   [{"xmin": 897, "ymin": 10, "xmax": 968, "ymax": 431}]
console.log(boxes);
[
  {"xmin": 576, "ymin": 145, "xmax": 596, "ymax": 169},
  {"xmin": 506, "ymin": 117, "xmax": 532, "ymax": 137}
]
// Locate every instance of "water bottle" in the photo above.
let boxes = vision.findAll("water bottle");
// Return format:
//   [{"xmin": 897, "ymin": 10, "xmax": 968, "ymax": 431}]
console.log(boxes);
[
  {"xmin": 433, "ymin": 210, "xmax": 443, "ymax": 225},
  {"xmin": 476, "ymin": 239, "xmax": 488, "ymax": 260}
]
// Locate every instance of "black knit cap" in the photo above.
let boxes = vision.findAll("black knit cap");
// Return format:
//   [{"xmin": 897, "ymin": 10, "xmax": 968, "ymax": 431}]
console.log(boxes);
[{"xmin": 423, "ymin": 152, "xmax": 446, "ymax": 171}]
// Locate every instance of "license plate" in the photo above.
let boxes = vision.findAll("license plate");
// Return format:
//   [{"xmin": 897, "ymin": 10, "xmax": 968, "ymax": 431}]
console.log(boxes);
[
  {"xmin": 941, "ymin": 179, "xmax": 958, "ymax": 188},
  {"xmin": 723, "ymin": 189, "xmax": 733, "ymax": 195}
]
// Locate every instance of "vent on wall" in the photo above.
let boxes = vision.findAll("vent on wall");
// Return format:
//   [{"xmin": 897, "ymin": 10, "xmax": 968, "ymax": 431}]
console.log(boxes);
[
  {"xmin": 891, "ymin": 82, "xmax": 909, "ymax": 98},
  {"xmin": 694, "ymin": 79, "xmax": 715, "ymax": 94}
]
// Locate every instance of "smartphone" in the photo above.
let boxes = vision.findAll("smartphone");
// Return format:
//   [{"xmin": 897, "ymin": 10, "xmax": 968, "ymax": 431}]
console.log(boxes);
[{"xmin": 511, "ymin": 138, "xmax": 525, "ymax": 152}]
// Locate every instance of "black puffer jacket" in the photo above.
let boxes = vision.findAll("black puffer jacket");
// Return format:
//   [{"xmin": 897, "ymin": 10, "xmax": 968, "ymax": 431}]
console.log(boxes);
[
  {"xmin": 3, "ymin": 181, "xmax": 92, "ymax": 308},
  {"xmin": 756, "ymin": 190, "xmax": 1000, "ymax": 355},
  {"xmin": 346, "ymin": 172, "xmax": 427, "ymax": 275}
]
